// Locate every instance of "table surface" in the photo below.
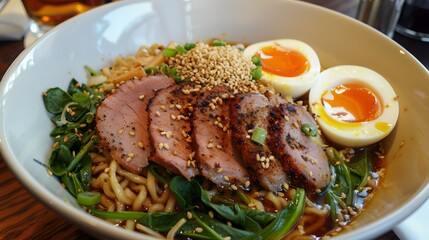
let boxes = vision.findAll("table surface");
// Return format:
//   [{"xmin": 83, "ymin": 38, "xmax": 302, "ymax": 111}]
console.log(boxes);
[{"xmin": 1, "ymin": 0, "xmax": 428, "ymax": 239}]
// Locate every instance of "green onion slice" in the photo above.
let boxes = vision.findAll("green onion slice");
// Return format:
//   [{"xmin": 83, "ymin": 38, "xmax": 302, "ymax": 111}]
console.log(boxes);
[
  {"xmin": 176, "ymin": 45, "xmax": 187, "ymax": 55},
  {"xmin": 251, "ymin": 66, "xmax": 263, "ymax": 81},
  {"xmin": 77, "ymin": 191, "xmax": 101, "ymax": 205},
  {"xmin": 252, "ymin": 55, "xmax": 262, "ymax": 66},
  {"xmin": 162, "ymin": 48, "xmax": 178, "ymax": 57},
  {"xmin": 251, "ymin": 127, "xmax": 267, "ymax": 145},
  {"xmin": 212, "ymin": 39, "xmax": 225, "ymax": 46},
  {"xmin": 184, "ymin": 42, "xmax": 196, "ymax": 50},
  {"xmin": 301, "ymin": 123, "xmax": 318, "ymax": 137}
]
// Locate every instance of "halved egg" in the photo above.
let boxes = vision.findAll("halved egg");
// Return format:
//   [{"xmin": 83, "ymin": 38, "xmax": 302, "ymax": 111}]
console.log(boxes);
[
  {"xmin": 243, "ymin": 39, "xmax": 320, "ymax": 98},
  {"xmin": 309, "ymin": 65, "xmax": 399, "ymax": 147}
]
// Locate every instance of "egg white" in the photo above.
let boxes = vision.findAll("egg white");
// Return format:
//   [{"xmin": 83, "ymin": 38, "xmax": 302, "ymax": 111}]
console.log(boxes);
[
  {"xmin": 243, "ymin": 39, "xmax": 321, "ymax": 98},
  {"xmin": 309, "ymin": 65, "xmax": 399, "ymax": 147}
]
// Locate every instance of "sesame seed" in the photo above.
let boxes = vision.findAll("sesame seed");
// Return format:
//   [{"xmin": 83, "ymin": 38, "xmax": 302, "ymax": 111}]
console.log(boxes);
[
  {"xmin": 207, "ymin": 143, "xmax": 214, "ymax": 149},
  {"xmin": 195, "ymin": 227, "xmax": 204, "ymax": 233},
  {"xmin": 224, "ymin": 175, "xmax": 230, "ymax": 181},
  {"xmin": 139, "ymin": 95, "xmax": 145, "ymax": 100},
  {"xmin": 129, "ymin": 131, "xmax": 135, "ymax": 136},
  {"xmin": 209, "ymin": 211, "xmax": 214, "ymax": 218},
  {"xmin": 118, "ymin": 128, "xmax": 124, "ymax": 134},
  {"xmin": 138, "ymin": 141, "xmax": 144, "ymax": 148},
  {"xmin": 231, "ymin": 184, "xmax": 238, "ymax": 190},
  {"xmin": 156, "ymin": 111, "xmax": 161, "ymax": 117},
  {"xmin": 187, "ymin": 211, "xmax": 193, "ymax": 219},
  {"xmin": 245, "ymin": 181, "xmax": 250, "ymax": 188}
]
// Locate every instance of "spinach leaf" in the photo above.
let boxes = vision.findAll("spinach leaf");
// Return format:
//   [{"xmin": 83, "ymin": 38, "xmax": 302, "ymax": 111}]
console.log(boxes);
[
  {"xmin": 43, "ymin": 87, "xmax": 72, "ymax": 114},
  {"xmin": 241, "ymin": 188, "xmax": 305, "ymax": 240}
]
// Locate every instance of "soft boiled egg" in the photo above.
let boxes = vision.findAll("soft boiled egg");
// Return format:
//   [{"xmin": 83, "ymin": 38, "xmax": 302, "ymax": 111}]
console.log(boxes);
[
  {"xmin": 309, "ymin": 65, "xmax": 399, "ymax": 147},
  {"xmin": 244, "ymin": 39, "xmax": 321, "ymax": 98}
]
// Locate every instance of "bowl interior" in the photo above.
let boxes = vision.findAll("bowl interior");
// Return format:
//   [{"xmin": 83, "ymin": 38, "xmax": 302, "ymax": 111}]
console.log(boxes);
[{"xmin": 1, "ymin": 0, "xmax": 429, "ymax": 239}]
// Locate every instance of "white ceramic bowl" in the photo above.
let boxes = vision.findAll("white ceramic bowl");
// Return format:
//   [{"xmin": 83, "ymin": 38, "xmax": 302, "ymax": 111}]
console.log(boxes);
[{"xmin": 1, "ymin": 0, "xmax": 429, "ymax": 239}]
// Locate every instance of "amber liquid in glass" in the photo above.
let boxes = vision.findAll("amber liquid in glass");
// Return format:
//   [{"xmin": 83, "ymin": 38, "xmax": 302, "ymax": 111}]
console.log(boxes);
[{"xmin": 21, "ymin": 0, "xmax": 107, "ymax": 26}]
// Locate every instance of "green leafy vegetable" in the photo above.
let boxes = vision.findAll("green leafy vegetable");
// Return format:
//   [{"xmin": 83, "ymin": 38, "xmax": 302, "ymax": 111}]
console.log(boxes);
[
  {"xmin": 242, "ymin": 188, "xmax": 305, "ymax": 240},
  {"xmin": 43, "ymin": 78, "xmax": 104, "ymax": 197},
  {"xmin": 77, "ymin": 191, "xmax": 101, "ymax": 205}
]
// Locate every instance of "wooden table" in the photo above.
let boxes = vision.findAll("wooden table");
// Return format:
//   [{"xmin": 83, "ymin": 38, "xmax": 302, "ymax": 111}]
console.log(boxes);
[{"xmin": 0, "ymin": 0, "xmax": 428, "ymax": 239}]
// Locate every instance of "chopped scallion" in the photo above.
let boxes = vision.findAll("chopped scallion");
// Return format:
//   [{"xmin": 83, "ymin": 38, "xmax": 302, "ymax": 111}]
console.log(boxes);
[
  {"xmin": 301, "ymin": 123, "xmax": 318, "ymax": 137},
  {"xmin": 176, "ymin": 45, "xmax": 188, "ymax": 55},
  {"xmin": 252, "ymin": 55, "xmax": 262, "ymax": 66},
  {"xmin": 251, "ymin": 127, "xmax": 267, "ymax": 145},
  {"xmin": 162, "ymin": 48, "xmax": 178, "ymax": 57},
  {"xmin": 251, "ymin": 66, "xmax": 263, "ymax": 81},
  {"xmin": 145, "ymin": 67, "xmax": 159, "ymax": 75},
  {"xmin": 212, "ymin": 39, "xmax": 225, "ymax": 46},
  {"xmin": 184, "ymin": 42, "xmax": 196, "ymax": 50}
]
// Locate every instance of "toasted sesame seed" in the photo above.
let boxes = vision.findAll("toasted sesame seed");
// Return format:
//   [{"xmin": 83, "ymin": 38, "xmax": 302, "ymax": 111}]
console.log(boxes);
[
  {"xmin": 118, "ymin": 128, "xmax": 124, "ymax": 134},
  {"xmin": 195, "ymin": 227, "xmax": 204, "ymax": 233},
  {"xmin": 187, "ymin": 211, "xmax": 193, "ymax": 219},
  {"xmin": 129, "ymin": 131, "xmax": 135, "ymax": 136},
  {"xmin": 207, "ymin": 143, "xmax": 214, "ymax": 149},
  {"xmin": 139, "ymin": 95, "xmax": 145, "ymax": 100},
  {"xmin": 156, "ymin": 111, "xmax": 161, "ymax": 117},
  {"xmin": 138, "ymin": 141, "xmax": 144, "ymax": 148},
  {"xmin": 245, "ymin": 181, "xmax": 250, "ymax": 188},
  {"xmin": 209, "ymin": 211, "xmax": 214, "ymax": 218},
  {"xmin": 224, "ymin": 175, "xmax": 230, "ymax": 181},
  {"xmin": 231, "ymin": 184, "xmax": 238, "ymax": 190},
  {"xmin": 158, "ymin": 143, "xmax": 164, "ymax": 150}
]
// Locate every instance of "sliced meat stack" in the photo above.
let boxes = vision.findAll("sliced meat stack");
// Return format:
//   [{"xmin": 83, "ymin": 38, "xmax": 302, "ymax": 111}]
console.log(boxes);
[
  {"xmin": 148, "ymin": 83, "xmax": 199, "ymax": 180},
  {"xmin": 96, "ymin": 77, "xmax": 331, "ymax": 192},
  {"xmin": 230, "ymin": 93, "xmax": 288, "ymax": 193},
  {"xmin": 193, "ymin": 86, "xmax": 249, "ymax": 189},
  {"xmin": 95, "ymin": 75, "xmax": 175, "ymax": 174}
]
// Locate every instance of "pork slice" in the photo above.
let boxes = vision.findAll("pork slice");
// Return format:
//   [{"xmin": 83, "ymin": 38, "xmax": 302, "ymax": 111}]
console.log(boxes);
[
  {"xmin": 193, "ymin": 86, "xmax": 249, "ymax": 189},
  {"xmin": 267, "ymin": 102, "xmax": 331, "ymax": 190},
  {"xmin": 230, "ymin": 93, "xmax": 288, "ymax": 192},
  {"xmin": 148, "ymin": 83, "xmax": 199, "ymax": 180},
  {"xmin": 96, "ymin": 75, "xmax": 175, "ymax": 174}
]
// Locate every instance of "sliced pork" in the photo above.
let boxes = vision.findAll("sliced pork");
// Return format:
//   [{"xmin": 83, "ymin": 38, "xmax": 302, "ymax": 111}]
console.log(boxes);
[
  {"xmin": 267, "ymin": 102, "xmax": 331, "ymax": 190},
  {"xmin": 148, "ymin": 83, "xmax": 199, "ymax": 180},
  {"xmin": 193, "ymin": 86, "xmax": 249, "ymax": 189},
  {"xmin": 230, "ymin": 93, "xmax": 288, "ymax": 192},
  {"xmin": 96, "ymin": 75, "xmax": 175, "ymax": 174}
]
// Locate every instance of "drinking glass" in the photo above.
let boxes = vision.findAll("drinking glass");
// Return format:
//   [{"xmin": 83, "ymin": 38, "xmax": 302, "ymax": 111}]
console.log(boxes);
[
  {"xmin": 21, "ymin": 0, "xmax": 109, "ymax": 39},
  {"xmin": 356, "ymin": 0, "xmax": 405, "ymax": 38},
  {"xmin": 396, "ymin": 0, "xmax": 429, "ymax": 42}
]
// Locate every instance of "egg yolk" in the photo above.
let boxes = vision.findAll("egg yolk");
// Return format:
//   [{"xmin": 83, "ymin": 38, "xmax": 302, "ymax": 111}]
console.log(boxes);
[
  {"xmin": 258, "ymin": 45, "xmax": 309, "ymax": 77},
  {"xmin": 322, "ymin": 83, "xmax": 382, "ymax": 122}
]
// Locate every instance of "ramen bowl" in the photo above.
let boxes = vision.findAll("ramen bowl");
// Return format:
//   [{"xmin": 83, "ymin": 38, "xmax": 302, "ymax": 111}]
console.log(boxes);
[{"xmin": 1, "ymin": 0, "xmax": 429, "ymax": 239}]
